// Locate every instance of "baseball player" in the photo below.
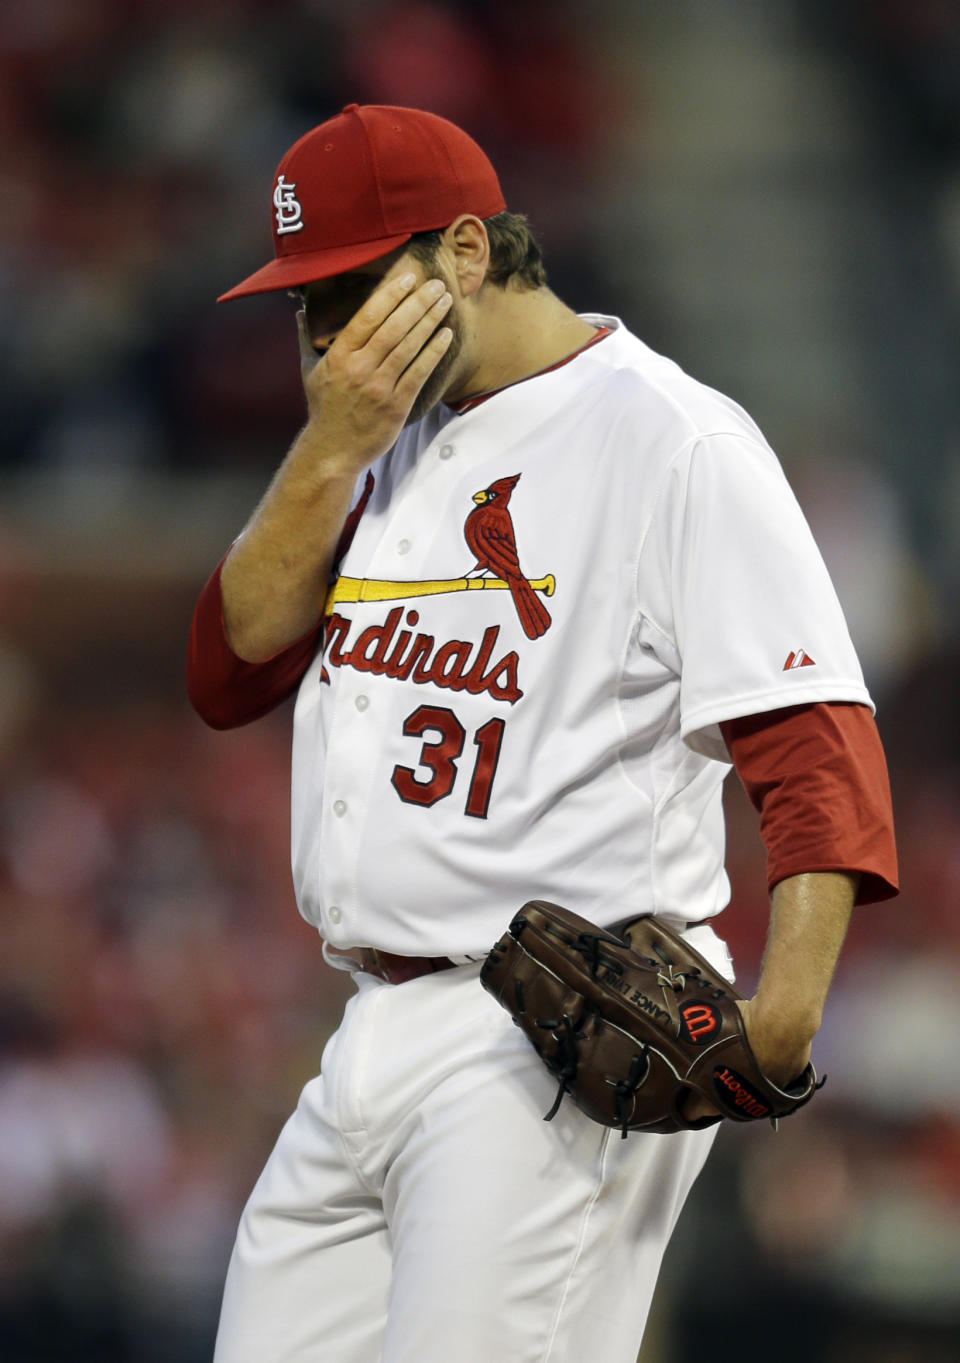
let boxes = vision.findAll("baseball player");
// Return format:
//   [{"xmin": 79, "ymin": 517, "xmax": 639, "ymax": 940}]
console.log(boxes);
[{"xmin": 187, "ymin": 104, "xmax": 898, "ymax": 1363}]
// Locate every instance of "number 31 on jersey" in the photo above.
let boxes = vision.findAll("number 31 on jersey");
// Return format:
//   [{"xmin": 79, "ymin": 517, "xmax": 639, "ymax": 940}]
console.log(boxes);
[{"xmin": 391, "ymin": 704, "xmax": 506, "ymax": 819}]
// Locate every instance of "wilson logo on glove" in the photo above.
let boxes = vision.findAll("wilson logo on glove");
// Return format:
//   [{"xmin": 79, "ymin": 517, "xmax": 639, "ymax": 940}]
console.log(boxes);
[
  {"xmin": 711, "ymin": 1065, "xmax": 771, "ymax": 1119},
  {"xmin": 679, "ymin": 1001, "xmax": 721, "ymax": 1044}
]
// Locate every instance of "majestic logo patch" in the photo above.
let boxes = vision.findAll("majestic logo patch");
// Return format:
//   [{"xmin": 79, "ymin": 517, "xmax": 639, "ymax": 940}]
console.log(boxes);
[
  {"xmin": 273, "ymin": 175, "xmax": 304, "ymax": 235},
  {"xmin": 783, "ymin": 649, "xmax": 816, "ymax": 670}
]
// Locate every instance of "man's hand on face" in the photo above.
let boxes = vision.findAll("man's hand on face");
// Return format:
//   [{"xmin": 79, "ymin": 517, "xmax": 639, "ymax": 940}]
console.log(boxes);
[{"xmin": 296, "ymin": 266, "xmax": 454, "ymax": 472}]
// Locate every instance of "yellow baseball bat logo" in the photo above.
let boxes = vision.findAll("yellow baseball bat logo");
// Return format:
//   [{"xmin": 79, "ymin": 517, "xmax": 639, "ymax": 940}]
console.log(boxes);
[{"xmin": 325, "ymin": 574, "xmax": 556, "ymax": 613}]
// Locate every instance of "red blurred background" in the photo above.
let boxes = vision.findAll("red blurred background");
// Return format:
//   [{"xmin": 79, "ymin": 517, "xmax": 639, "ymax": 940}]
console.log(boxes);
[{"xmin": 1, "ymin": 3, "xmax": 958, "ymax": 1360}]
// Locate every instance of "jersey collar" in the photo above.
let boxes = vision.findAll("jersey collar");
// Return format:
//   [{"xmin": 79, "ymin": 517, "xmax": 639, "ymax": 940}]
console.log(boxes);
[{"xmin": 444, "ymin": 322, "xmax": 614, "ymax": 416}]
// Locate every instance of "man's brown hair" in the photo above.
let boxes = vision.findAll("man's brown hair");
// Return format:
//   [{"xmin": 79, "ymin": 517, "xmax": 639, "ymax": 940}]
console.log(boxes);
[{"xmin": 409, "ymin": 211, "xmax": 547, "ymax": 290}]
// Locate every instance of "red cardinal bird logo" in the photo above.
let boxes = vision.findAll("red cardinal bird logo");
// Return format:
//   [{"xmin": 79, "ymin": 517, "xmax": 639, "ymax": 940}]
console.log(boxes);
[{"xmin": 463, "ymin": 474, "xmax": 552, "ymax": 639}]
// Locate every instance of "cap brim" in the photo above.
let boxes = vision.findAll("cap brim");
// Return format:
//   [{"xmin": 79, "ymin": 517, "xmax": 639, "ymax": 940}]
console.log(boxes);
[{"xmin": 217, "ymin": 232, "xmax": 415, "ymax": 302}]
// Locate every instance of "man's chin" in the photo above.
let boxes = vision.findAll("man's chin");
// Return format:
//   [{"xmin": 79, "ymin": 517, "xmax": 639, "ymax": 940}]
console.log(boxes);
[
  {"xmin": 404, "ymin": 391, "xmax": 442, "ymax": 426},
  {"xmin": 406, "ymin": 351, "xmax": 461, "ymax": 425},
  {"xmin": 403, "ymin": 318, "xmax": 463, "ymax": 425}
]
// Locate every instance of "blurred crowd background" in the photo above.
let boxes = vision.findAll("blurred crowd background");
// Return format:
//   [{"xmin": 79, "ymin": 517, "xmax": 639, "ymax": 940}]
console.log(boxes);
[{"xmin": 0, "ymin": 1, "xmax": 958, "ymax": 1360}]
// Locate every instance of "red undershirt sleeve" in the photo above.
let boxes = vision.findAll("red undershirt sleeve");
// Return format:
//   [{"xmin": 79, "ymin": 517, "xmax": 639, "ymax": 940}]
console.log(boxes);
[
  {"xmin": 719, "ymin": 701, "xmax": 899, "ymax": 906},
  {"xmin": 186, "ymin": 557, "xmax": 321, "ymax": 730}
]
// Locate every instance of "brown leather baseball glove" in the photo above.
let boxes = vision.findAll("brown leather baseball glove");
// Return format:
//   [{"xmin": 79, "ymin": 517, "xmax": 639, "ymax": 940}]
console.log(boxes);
[{"xmin": 480, "ymin": 900, "xmax": 823, "ymax": 1135}]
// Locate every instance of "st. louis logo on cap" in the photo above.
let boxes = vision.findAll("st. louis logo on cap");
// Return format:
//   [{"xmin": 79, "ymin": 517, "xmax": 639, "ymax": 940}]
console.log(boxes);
[{"xmin": 273, "ymin": 175, "xmax": 304, "ymax": 235}]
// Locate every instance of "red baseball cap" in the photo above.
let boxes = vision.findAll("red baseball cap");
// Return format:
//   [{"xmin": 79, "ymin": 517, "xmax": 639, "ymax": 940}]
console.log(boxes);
[{"xmin": 218, "ymin": 103, "xmax": 506, "ymax": 302}]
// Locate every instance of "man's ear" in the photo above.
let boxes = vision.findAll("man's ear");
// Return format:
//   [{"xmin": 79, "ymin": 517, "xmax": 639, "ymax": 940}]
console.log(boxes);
[{"xmin": 444, "ymin": 216, "xmax": 490, "ymax": 298}]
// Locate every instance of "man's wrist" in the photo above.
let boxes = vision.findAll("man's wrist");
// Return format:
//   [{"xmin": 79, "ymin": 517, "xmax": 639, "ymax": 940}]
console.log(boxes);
[
  {"xmin": 739, "ymin": 997, "xmax": 816, "ymax": 1086},
  {"xmin": 748, "ymin": 992, "xmax": 821, "ymax": 1045},
  {"xmin": 290, "ymin": 423, "xmax": 372, "ymax": 486}
]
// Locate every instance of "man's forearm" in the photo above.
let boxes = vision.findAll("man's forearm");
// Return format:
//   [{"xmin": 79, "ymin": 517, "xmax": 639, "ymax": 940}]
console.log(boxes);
[
  {"xmin": 744, "ymin": 869, "xmax": 858, "ymax": 1085},
  {"xmin": 220, "ymin": 428, "xmax": 360, "ymax": 662}
]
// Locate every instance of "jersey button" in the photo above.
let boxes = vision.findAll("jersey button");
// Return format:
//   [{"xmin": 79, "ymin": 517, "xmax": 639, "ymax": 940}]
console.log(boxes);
[
  {"xmin": 355, "ymin": 695, "xmax": 369, "ymax": 712},
  {"xmin": 328, "ymin": 905, "xmax": 342, "ymax": 925},
  {"xmin": 439, "ymin": 443, "xmax": 455, "ymax": 459},
  {"xmin": 333, "ymin": 800, "xmax": 347, "ymax": 817},
  {"xmin": 397, "ymin": 538, "xmax": 411, "ymax": 555}
]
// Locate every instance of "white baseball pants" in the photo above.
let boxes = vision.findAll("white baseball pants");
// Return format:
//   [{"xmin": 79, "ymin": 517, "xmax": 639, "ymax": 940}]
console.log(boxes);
[{"xmin": 213, "ymin": 954, "xmax": 721, "ymax": 1363}]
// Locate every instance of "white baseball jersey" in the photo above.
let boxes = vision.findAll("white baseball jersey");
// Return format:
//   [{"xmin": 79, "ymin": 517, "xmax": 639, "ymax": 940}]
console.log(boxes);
[{"xmin": 290, "ymin": 315, "xmax": 871, "ymax": 960}]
